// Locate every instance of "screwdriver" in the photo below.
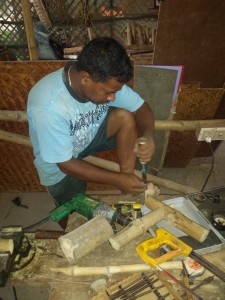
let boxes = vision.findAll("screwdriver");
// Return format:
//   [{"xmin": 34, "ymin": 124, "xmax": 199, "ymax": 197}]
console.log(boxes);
[
  {"xmin": 138, "ymin": 141, "xmax": 147, "ymax": 184},
  {"xmin": 141, "ymin": 163, "xmax": 147, "ymax": 184}
]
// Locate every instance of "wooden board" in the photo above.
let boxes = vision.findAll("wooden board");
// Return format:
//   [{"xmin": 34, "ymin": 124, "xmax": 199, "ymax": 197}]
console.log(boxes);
[
  {"xmin": 4, "ymin": 231, "xmax": 225, "ymax": 300},
  {"xmin": 153, "ymin": 0, "xmax": 225, "ymax": 88},
  {"xmin": 134, "ymin": 66, "xmax": 178, "ymax": 169}
]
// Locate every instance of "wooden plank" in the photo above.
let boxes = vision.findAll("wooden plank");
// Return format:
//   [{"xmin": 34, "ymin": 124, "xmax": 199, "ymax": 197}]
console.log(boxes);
[
  {"xmin": 153, "ymin": 0, "xmax": 225, "ymax": 88},
  {"xmin": 134, "ymin": 66, "xmax": 178, "ymax": 169}
]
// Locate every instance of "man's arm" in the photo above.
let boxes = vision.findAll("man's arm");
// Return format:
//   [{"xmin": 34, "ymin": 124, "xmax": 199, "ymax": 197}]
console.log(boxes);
[
  {"xmin": 57, "ymin": 158, "xmax": 146, "ymax": 194},
  {"xmin": 133, "ymin": 101, "xmax": 155, "ymax": 163}
]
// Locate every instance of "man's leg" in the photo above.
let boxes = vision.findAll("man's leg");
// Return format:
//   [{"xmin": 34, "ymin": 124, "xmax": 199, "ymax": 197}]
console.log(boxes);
[
  {"xmin": 47, "ymin": 108, "xmax": 137, "ymax": 205},
  {"xmin": 47, "ymin": 108, "xmax": 115, "ymax": 206},
  {"xmin": 107, "ymin": 108, "xmax": 138, "ymax": 174},
  {"xmin": 48, "ymin": 175, "xmax": 86, "ymax": 206}
]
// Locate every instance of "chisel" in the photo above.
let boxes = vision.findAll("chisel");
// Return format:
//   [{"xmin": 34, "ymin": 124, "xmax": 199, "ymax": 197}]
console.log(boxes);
[
  {"xmin": 141, "ymin": 163, "xmax": 147, "ymax": 184},
  {"xmin": 138, "ymin": 140, "xmax": 147, "ymax": 184}
]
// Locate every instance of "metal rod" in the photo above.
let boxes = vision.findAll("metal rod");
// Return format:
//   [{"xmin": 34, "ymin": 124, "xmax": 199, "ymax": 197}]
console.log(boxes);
[{"xmin": 156, "ymin": 265, "xmax": 204, "ymax": 300}]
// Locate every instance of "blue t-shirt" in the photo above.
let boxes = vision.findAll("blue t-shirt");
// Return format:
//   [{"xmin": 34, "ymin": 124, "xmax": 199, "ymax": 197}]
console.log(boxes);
[{"xmin": 27, "ymin": 68, "xmax": 144, "ymax": 186}]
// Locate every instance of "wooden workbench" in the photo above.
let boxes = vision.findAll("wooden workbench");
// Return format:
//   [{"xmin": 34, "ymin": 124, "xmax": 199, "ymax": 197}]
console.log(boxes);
[{"xmin": 5, "ymin": 194, "xmax": 225, "ymax": 299}]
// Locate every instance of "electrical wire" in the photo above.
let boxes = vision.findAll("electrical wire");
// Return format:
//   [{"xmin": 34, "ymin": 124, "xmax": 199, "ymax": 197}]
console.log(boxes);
[
  {"xmin": 12, "ymin": 286, "xmax": 17, "ymax": 300},
  {"xmin": 201, "ymin": 140, "xmax": 215, "ymax": 192},
  {"xmin": 23, "ymin": 216, "xmax": 49, "ymax": 231}
]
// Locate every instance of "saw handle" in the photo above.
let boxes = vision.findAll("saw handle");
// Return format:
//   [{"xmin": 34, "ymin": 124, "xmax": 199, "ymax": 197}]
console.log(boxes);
[{"xmin": 136, "ymin": 228, "xmax": 193, "ymax": 267}]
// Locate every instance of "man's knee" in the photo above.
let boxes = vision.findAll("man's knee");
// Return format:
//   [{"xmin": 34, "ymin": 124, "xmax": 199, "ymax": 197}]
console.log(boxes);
[
  {"xmin": 111, "ymin": 108, "xmax": 135, "ymax": 122},
  {"xmin": 107, "ymin": 108, "xmax": 137, "ymax": 138}
]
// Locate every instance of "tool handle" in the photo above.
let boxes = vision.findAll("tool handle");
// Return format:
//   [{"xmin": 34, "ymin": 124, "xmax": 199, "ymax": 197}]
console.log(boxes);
[
  {"xmin": 50, "ymin": 201, "xmax": 74, "ymax": 222},
  {"xmin": 136, "ymin": 228, "xmax": 192, "ymax": 267}
]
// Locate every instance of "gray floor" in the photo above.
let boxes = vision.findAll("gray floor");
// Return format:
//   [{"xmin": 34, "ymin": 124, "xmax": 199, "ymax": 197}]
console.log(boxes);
[
  {"xmin": 0, "ymin": 141, "xmax": 225, "ymax": 232},
  {"xmin": 160, "ymin": 140, "xmax": 225, "ymax": 195}
]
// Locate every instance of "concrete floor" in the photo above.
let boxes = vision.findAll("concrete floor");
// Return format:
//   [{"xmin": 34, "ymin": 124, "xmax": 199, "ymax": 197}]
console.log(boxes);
[{"xmin": 0, "ymin": 141, "xmax": 225, "ymax": 299}]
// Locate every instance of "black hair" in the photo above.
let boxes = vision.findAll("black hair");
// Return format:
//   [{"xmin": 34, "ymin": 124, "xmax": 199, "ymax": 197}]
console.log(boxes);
[{"xmin": 76, "ymin": 37, "xmax": 133, "ymax": 83}]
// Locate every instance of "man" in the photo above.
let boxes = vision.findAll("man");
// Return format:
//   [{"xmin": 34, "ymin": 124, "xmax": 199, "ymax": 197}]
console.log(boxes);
[{"xmin": 27, "ymin": 37, "xmax": 155, "ymax": 206}]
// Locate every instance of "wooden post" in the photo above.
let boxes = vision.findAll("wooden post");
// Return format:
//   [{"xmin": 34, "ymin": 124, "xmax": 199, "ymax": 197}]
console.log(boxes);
[{"xmin": 21, "ymin": 0, "xmax": 38, "ymax": 60}]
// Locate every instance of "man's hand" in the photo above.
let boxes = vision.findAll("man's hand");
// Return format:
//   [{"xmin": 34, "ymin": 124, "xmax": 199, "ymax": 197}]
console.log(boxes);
[
  {"xmin": 115, "ymin": 173, "xmax": 147, "ymax": 194},
  {"xmin": 133, "ymin": 136, "xmax": 155, "ymax": 163}
]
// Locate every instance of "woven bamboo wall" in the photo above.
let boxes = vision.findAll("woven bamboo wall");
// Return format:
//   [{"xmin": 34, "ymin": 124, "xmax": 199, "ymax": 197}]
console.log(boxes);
[
  {"xmin": 0, "ymin": 61, "xmax": 65, "ymax": 192},
  {"xmin": 164, "ymin": 83, "xmax": 225, "ymax": 167}
]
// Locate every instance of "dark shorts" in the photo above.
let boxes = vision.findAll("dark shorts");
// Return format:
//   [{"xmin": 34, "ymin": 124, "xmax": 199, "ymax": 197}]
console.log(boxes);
[{"xmin": 48, "ymin": 108, "xmax": 116, "ymax": 206}]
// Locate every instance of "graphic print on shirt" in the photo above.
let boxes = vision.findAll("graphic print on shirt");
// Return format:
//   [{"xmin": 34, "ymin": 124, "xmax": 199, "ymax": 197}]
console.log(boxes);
[{"xmin": 69, "ymin": 103, "xmax": 109, "ymax": 153}]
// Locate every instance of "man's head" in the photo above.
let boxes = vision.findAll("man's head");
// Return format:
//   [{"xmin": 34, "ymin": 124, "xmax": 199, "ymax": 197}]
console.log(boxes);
[{"xmin": 77, "ymin": 37, "xmax": 133, "ymax": 83}]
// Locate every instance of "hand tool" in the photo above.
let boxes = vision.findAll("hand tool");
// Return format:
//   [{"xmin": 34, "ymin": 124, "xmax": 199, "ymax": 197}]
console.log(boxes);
[
  {"xmin": 137, "ymin": 140, "xmax": 147, "ymax": 184},
  {"xmin": 112, "ymin": 203, "xmax": 142, "ymax": 219},
  {"xmin": 25, "ymin": 194, "xmax": 133, "ymax": 231},
  {"xmin": 141, "ymin": 163, "xmax": 147, "ymax": 184},
  {"xmin": 136, "ymin": 228, "xmax": 225, "ymax": 282},
  {"xmin": 155, "ymin": 265, "xmax": 203, "ymax": 300},
  {"xmin": 24, "ymin": 194, "xmax": 133, "ymax": 231},
  {"xmin": 4, "ymin": 197, "xmax": 28, "ymax": 220}
]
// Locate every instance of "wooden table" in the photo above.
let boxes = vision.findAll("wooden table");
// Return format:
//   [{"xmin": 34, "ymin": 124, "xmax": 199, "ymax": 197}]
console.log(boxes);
[{"xmin": 5, "ymin": 194, "xmax": 225, "ymax": 300}]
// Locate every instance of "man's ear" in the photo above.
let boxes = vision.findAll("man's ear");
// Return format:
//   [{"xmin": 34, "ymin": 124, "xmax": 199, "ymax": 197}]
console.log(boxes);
[{"xmin": 80, "ymin": 71, "xmax": 92, "ymax": 85}]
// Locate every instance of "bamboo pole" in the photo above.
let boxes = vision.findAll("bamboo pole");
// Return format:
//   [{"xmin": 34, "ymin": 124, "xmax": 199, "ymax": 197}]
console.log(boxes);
[
  {"xmin": 0, "ymin": 129, "xmax": 198, "ymax": 194},
  {"xmin": 21, "ymin": 0, "xmax": 38, "ymax": 60},
  {"xmin": 1, "ymin": 110, "xmax": 225, "ymax": 131},
  {"xmin": 49, "ymin": 261, "xmax": 183, "ymax": 277},
  {"xmin": 0, "ymin": 129, "xmax": 32, "ymax": 146},
  {"xmin": 155, "ymin": 119, "xmax": 225, "ymax": 131},
  {"xmin": 0, "ymin": 110, "xmax": 27, "ymax": 122},
  {"xmin": 84, "ymin": 156, "xmax": 198, "ymax": 194}
]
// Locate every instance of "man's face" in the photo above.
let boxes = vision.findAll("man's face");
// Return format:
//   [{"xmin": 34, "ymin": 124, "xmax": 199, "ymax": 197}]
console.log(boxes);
[{"xmin": 82, "ymin": 77, "xmax": 124, "ymax": 104}]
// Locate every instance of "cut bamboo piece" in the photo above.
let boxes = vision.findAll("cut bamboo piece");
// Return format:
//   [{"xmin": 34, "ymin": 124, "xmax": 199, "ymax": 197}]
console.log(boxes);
[
  {"xmin": 126, "ymin": 23, "xmax": 132, "ymax": 45},
  {"xmin": 50, "ymin": 261, "xmax": 183, "ymax": 277},
  {"xmin": 137, "ymin": 25, "xmax": 144, "ymax": 45},
  {"xmin": 58, "ymin": 215, "xmax": 114, "ymax": 264},
  {"xmin": 145, "ymin": 195, "xmax": 209, "ymax": 243},
  {"xmin": 131, "ymin": 23, "xmax": 136, "ymax": 43},
  {"xmin": 109, "ymin": 207, "xmax": 166, "ymax": 250},
  {"xmin": 0, "ymin": 239, "xmax": 14, "ymax": 254}
]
